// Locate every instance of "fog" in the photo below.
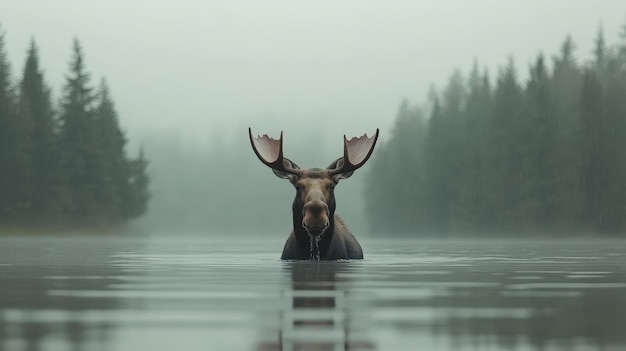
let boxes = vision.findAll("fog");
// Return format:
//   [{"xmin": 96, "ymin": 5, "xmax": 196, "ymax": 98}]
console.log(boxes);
[{"xmin": 1, "ymin": 1, "xmax": 625, "ymax": 235}]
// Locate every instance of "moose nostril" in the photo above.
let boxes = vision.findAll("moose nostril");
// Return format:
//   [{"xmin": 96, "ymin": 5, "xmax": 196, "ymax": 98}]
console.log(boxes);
[
  {"xmin": 302, "ymin": 201, "xmax": 330, "ymax": 231},
  {"xmin": 304, "ymin": 202, "xmax": 328, "ymax": 215}
]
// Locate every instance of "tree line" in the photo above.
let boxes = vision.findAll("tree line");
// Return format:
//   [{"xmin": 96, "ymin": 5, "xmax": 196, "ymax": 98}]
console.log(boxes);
[
  {"xmin": 365, "ymin": 24, "xmax": 626, "ymax": 236},
  {"xmin": 0, "ymin": 26, "xmax": 149, "ymax": 231}
]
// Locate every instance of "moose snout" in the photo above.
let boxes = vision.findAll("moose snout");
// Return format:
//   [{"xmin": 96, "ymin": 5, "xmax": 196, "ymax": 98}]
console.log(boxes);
[{"xmin": 302, "ymin": 200, "xmax": 330, "ymax": 236}]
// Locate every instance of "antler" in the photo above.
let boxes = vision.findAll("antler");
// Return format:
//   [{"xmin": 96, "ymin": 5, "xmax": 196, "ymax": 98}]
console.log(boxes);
[
  {"xmin": 329, "ymin": 129, "xmax": 379, "ymax": 175},
  {"xmin": 248, "ymin": 128, "xmax": 301, "ymax": 175}
]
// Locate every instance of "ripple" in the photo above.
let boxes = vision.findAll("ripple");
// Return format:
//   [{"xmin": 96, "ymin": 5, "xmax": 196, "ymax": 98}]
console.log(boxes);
[
  {"xmin": 348, "ymin": 281, "xmax": 500, "ymax": 288},
  {"xmin": 48, "ymin": 289, "xmax": 276, "ymax": 299},
  {"xmin": 0, "ymin": 308, "xmax": 253, "ymax": 325},
  {"xmin": 371, "ymin": 307, "xmax": 539, "ymax": 322},
  {"xmin": 565, "ymin": 274, "xmax": 607, "ymax": 279},
  {"xmin": 506, "ymin": 282, "xmax": 626, "ymax": 290},
  {"xmin": 502, "ymin": 290, "xmax": 582, "ymax": 297}
]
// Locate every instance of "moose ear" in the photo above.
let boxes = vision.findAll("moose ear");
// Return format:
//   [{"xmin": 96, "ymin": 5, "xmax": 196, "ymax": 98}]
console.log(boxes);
[
  {"xmin": 273, "ymin": 158, "xmax": 301, "ymax": 180},
  {"xmin": 327, "ymin": 157, "xmax": 354, "ymax": 181}
]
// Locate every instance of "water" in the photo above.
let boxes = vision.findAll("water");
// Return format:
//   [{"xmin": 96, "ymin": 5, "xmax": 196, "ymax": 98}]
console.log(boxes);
[{"xmin": 1, "ymin": 235, "xmax": 625, "ymax": 351}]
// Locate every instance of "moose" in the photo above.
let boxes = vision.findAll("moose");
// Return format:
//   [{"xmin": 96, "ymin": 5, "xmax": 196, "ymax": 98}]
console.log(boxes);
[{"xmin": 249, "ymin": 128, "xmax": 379, "ymax": 260}]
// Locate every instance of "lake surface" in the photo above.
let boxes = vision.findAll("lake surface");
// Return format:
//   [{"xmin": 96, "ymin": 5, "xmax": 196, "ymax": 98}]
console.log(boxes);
[{"xmin": 0, "ymin": 235, "xmax": 625, "ymax": 351}]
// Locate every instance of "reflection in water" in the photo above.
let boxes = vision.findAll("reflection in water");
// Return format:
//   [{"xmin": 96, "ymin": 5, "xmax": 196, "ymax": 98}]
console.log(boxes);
[
  {"xmin": 431, "ymin": 274, "xmax": 626, "ymax": 350},
  {"xmin": 258, "ymin": 262, "xmax": 374, "ymax": 351},
  {"xmin": 0, "ymin": 237, "xmax": 139, "ymax": 351},
  {"xmin": 1, "ymin": 237, "xmax": 626, "ymax": 351},
  {"xmin": 365, "ymin": 240, "xmax": 626, "ymax": 351}
]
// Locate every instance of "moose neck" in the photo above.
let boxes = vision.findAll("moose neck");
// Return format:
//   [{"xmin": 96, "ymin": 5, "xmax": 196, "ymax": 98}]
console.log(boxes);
[{"xmin": 292, "ymin": 201, "xmax": 335, "ymax": 259}]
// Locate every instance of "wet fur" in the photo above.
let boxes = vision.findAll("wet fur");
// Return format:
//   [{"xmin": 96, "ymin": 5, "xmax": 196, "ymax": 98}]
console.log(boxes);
[
  {"xmin": 282, "ymin": 185, "xmax": 363, "ymax": 260},
  {"xmin": 281, "ymin": 216, "xmax": 363, "ymax": 260}
]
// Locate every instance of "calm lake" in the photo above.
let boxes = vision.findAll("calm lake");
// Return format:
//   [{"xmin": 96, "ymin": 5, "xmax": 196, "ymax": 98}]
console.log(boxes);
[{"xmin": 0, "ymin": 235, "xmax": 625, "ymax": 351}]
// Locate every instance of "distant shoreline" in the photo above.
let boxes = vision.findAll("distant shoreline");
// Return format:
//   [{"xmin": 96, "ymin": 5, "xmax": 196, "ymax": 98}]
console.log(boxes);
[{"xmin": 0, "ymin": 224, "xmax": 138, "ymax": 236}]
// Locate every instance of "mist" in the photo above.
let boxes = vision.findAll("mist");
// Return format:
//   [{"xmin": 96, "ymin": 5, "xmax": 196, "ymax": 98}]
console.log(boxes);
[
  {"xmin": 135, "ymin": 125, "xmax": 371, "ymax": 235},
  {"xmin": 1, "ymin": 1, "xmax": 625, "ymax": 236},
  {"xmin": 4, "ymin": 4, "xmax": 626, "ymax": 351}
]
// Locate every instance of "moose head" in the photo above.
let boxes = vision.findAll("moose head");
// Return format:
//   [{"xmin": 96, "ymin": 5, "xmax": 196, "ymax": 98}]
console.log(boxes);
[{"xmin": 249, "ymin": 128, "xmax": 379, "ymax": 260}]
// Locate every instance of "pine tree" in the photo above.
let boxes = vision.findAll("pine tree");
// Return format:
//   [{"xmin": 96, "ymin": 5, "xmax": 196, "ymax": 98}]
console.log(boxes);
[
  {"xmin": 454, "ymin": 63, "xmax": 492, "ymax": 233},
  {"xmin": 93, "ymin": 79, "xmax": 151, "ymax": 223},
  {"xmin": 124, "ymin": 148, "xmax": 150, "ymax": 220},
  {"xmin": 597, "ymin": 46, "xmax": 626, "ymax": 232},
  {"xmin": 422, "ymin": 99, "xmax": 447, "ymax": 233},
  {"xmin": 593, "ymin": 26, "xmax": 607, "ymax": 71},
  {"xmin": 603, "ymin": 19, "xmax": 626, "ymax": 233},
  {"xmin": 93, "ymin": 79, "xmax": 125, "ymax": 222},
  {"xmin": 19, "ymin": 40, "xmax": 67, "ymax": 224},
  {"xmin": 0, "ymin": 26, "xmax": 33, "ymax": 223},
  {"xmin": 518, "ymin": 54, "xmax": 557, "ymax": 230},
  {"xmin": 0, "ymin": 25, "xmax": 17, "ymax": 222},
  {"xmin": 422, "ymin": 71, "xmax": 467, "ymax": 234},
  {"xmin": 618, "ymin": 17, "xmax": 626, "ymax": 61},
  {"xmin": 579, "ymin": 68, "xmax": 607, "ymax": 230},
  {"xmin": 0, "ymin": 29, "xmax": 151, "ymax": 230},
  {"xmin": 549, "ymin": 37, "xmax": 585, "ymax": 230},
  {"xmin": 58, "ymin": 39, "xmax": 104, "ymax": 225},
  {"xmin": 364, "ymin": 101, "xmax": 427, "ymax": 233},
  {"xmin": 482, "ymin": 59, "xmax": 524, "ymax": 232},
  {"xmin": 359, "ymin": 22, "xmax": 626, "ymax": 236}
]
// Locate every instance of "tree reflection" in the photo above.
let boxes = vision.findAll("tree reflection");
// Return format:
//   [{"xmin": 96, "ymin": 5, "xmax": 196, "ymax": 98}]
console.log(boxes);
[
  {"xmin": 420, "ymin": 269, "xmax": 626, "ymax": 350},
  {"xmin": 0, "ymin": 237, "xmax": 141, "ymax": 351}
]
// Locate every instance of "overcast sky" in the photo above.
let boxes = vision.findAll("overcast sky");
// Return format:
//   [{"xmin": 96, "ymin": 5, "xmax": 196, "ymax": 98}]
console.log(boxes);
[{"xmin": 1, "ymin": 1, "xmax": 625, "ymax": 150}]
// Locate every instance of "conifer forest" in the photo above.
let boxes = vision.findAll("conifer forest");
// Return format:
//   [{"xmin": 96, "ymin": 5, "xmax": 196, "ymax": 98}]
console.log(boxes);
[
  {"xmin": 0, "ymin": 28, "xmax": 149, "ymax": 231},
  {"xmin": 364, "ymin": 25, "xmax": 626, "ymax": 237},
  {"xmin": 2, "ymin": 21, "xmax": 626, "ymax": 237}
]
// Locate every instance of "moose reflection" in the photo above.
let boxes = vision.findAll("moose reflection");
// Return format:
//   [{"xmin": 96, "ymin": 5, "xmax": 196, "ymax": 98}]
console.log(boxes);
[
  {"xmin": 249, "ymin": 128, "xmax": 379, "ymax": 260},
  {"xmin": 257, "ymin": 262, "xmax": 374, "ymax": 351}
]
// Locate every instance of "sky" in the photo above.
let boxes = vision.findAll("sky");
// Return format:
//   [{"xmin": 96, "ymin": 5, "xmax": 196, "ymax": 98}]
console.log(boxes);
[{"xmin": 1, "ymin": 1, "xmax": 625, "ymax": 151}]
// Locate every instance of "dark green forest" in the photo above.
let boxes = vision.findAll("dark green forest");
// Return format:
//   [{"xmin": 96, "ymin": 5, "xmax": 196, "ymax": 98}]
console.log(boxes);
[
  {"xmin": 4, "ymin": 21, "xmax": 626, "ymax": 237},
  {"xmin": 0, "ymin": 27, "xmax": 149, "ymax": 231},
  {"xmin": 365, "ymin": 25, "xmax": 626, "ymax": 237}
]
